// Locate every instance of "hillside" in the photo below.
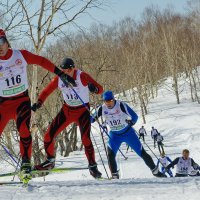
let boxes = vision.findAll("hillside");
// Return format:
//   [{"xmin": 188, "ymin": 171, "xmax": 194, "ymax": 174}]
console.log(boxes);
[{"xmin": 0, "ymin": 75, "xmax": 200, "ymax": 200}]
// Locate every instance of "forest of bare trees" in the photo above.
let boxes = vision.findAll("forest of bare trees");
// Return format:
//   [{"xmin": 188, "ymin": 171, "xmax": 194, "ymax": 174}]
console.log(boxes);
[{"xmin": 1, "ymin": 0, "xmax": 200, "ymax": 165}]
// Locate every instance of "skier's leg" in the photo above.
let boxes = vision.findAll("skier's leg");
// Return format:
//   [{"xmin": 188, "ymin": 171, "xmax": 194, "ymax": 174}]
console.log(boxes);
[
  {"xmin": 158, "ymin": 144, "xmax": 161, "ymax": 154},
  {"xmin": 107, "ymin": 133, "xmax": 122, "ymax": 176},
  {"xmin": 154, "ymin": 137, "xmax": 156, "ymax": 148},
  {"xmin": 78, "ymin": 109, "xmax": 96, "ymax": 165},
  {"xmin": 142, "ymin": 135, "xmax": 145, "ymax": 142},
  {"xmin": 15, "ymin": 98, "xmax": 32, "ymax": 162},
  {"xmin": 126, "ymin": 145, "xmax": 130, "ymax": 153},
  {"xmin": 168, "ymin": 169, "xmax": 173, "ymax": 177},
  {"xmin": 161, "ymin": 167, "xmax": 165, "ymax": 174},
  {"xmin": 161, "ymin": 144, "xmax": 165, "ymax": 154},
  {"xmin": 44, "ymin": 105, "xmax": 70, "ymax": 158},
  {"xmin": 0, "ymin": 103, "xmax": 11, "ymax": 137},
  {"xmin": 125, "ymin": 128, "xmax": 156, "ymax": 170}
]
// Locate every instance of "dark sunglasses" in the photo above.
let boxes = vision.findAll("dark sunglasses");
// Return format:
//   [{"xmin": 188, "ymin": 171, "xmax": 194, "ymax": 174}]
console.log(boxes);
[{"xmin": 0, "ymin": 37, "xmax": 7, "ymax": 45}]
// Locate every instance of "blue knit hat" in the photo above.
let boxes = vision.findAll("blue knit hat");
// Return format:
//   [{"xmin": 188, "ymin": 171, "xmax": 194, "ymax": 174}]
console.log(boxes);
[{"xmin": 102, "ymin": 90, "xmax": 114, "ymax": 101}]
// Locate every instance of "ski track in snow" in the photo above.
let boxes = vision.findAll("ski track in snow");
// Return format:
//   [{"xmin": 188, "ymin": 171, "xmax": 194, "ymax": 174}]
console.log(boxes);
[{"xmin": 1, "ymin": 76, "xmax": 200, "ymax": 200}]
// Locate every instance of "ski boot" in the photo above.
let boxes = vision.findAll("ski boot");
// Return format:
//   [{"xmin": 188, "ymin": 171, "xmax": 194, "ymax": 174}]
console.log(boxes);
[
  {"xmin": 152, "ymin": 166, "xmax": 167, "ymax": 178},
  {"xmin": 88, "ymin": 164, "xmax": 102, "ymax": 179},
  {"xmin": 112, "ymin": 172, "xmax": 119, "ymax": 179},
  {"xmin": 19, "ymin": 160, "xmax": 32, "ymax": 185},
  {"xmin": 34, "ymin": 157, "xmax": 55, "ymax": 170}
]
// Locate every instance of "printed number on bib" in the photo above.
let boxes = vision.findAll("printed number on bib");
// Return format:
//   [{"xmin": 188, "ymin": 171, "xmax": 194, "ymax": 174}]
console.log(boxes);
[
  {"xmin": 110, "ymin": 119, "xmax": 121, "ymax": 126},
  {"xmin": 65, "ymin": 93, "xmax": 78, "ymax": 100},
  {"xmin": 5, "ymin": 75, "xmax": 21, "ymax": 87}
]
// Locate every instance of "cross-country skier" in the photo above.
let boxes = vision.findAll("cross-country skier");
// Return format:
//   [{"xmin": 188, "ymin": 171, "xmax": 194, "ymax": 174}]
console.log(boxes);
[
  {"xmin": 156, "ymin": 132, "xmax": 165, "ymax": 155},
  {"xmin": 157, "ymin": 153, "xmax": 173, "ymax": 177},
  {"xmin": 138, "ymin": 126, "xmax": 147, "ymax": 142},
  {"xmin": 92, "ymin": 90, "xmax": 166, "ymax": 179},
  {"xmin": 32, "ymin": 57, "xmax": 103, "ymax": 178},
  {"xmin": 0, "ymin": 29, "xmax": 75, "ymax": 173},
  {"xmin": 166, "ymin": 149, "xmax": 200, "ymax": 177},
  {"xmin": 151, "ymin": 127, "xmax": 158, "ymax": 148}
]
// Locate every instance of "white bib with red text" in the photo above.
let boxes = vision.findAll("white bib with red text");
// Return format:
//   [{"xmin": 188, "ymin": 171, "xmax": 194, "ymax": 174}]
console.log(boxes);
[{"xmin": 0, "ymin": 49, "xmax": 28, "ymax": 97}]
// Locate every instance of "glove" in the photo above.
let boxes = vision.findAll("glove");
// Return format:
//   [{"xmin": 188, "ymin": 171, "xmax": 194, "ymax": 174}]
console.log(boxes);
[
  {"xmin": 125, "ymin": 119, "xmax": 135, "ymax": 126},
  {"xmin": 31, "ymin": 101, "xmax": 42, "ymax": 112},
  {"xmin": 90, "ymin": 116, "xmax": 96, "ymax": 123},
  {"xmin": 88, "ymin": 83, "xmax": 98, "ymax": 93},
  {"xmin": 59, "ymin": 72, "xmax": 76, "ymax": 87},
  {"xmin": 193, "ymin": 163, "xmax": 200, "ymax": 170}
]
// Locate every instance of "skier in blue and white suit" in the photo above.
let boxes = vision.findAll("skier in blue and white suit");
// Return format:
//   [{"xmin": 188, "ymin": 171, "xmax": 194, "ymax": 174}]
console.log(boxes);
[
  {"xmin": 157, "ymin": 153, "xmax": 173, "ymax": 177},
  {"xmin": 92, "ymin": 90, "xmax": 166, "ymax": 179}
]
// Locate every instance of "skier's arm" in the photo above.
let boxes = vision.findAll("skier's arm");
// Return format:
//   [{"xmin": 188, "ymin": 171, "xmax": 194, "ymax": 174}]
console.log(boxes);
[
  {"xmin": 120, "ymin": 102, "xmax": 138, "ymax": 124},
  {"xmin": 20, "ymin": 50, "xmax": 76, "ymax": 85},
  {"xmin": 20, "ymin": 50, "xmax": 59, "ymax": 73},
  {"xmin": 80, "ymin": 71, "xmax": 103, "ymax": 94},
  {"xmin": 166, "ymin": 157, "xmax": 179, "ymax": 169},
  {"xmin": 191, "ymin": 159, "xmax": 200, "ymax": 170},
  {"xmin": 167, "ymin": 157, "xmax": 173, "ymax": 163},
  {"xmin": 37, "ymin": 77, "xmax": 58, "ymax": 105}
]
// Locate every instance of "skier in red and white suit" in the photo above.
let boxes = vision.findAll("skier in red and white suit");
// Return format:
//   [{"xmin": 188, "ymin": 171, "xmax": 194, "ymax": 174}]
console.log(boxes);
[
  {"xmin": 32, "ymin": 57, "xmax": 103, "ymax": 178},
  {"xmin": 0, "ymin": 29, "xmax": 75, "ymax": 172}
]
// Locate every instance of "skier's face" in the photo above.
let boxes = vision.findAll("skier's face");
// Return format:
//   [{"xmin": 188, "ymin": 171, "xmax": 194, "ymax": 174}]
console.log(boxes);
[
  {"xmin": 182, "ymin": 152, "xmax": 189, "ymax": 159},
  {"xmin": 0, "ymin": 37, "xmax": 9, "ymax": 56},
  {"xmin": 63, "ymin": 67, "xmax": 75, "ymax": 76},
  {"xmin": 105, "ymin": 99, "xmax": 115, "ymax": 109}
]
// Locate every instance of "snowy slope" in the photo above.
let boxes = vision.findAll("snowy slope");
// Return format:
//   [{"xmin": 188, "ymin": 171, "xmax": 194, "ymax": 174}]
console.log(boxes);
[{"xmin": 0, "ymin": 75, "xmax": 200, "ymax": 200}]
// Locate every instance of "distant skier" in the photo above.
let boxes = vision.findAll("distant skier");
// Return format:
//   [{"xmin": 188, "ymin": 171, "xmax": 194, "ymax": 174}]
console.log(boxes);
[
  {"xmin": 32, "ymin": 57, "xmax": 103, "ymax": 178},
  {"xmin": 151, "ymin": 127, "xmax": 158, "ymax": 148},
  {"xmin": 166, "ymin": 149, "xmax": 200, "ymax": 177},
  {"xmin": 157, "ymin": 153, "xmax": 173, "ymax": 177},
  {"xmin": 92, "ymin": 91, "xmax": 166, "ymax": 179},
  {"xmin": 138, "ymin": 126, "xmax": 147, "ymax": 142},
  {"xmin": 156, "ymin": 132, "xmax": 165, "ymax": 155}
]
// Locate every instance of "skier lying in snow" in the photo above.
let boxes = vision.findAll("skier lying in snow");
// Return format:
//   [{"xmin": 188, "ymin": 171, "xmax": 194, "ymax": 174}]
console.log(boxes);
[
  {"xmin": 157, "ymin": 153, "xmax": 173, "ymax": 177},
  {"xmin": 91, "ymin": 90, "xmax": 166, "ymax": 179},
  {"xmin": 166, "ymin": 149, "xmax": 200, "ymax": 177}
]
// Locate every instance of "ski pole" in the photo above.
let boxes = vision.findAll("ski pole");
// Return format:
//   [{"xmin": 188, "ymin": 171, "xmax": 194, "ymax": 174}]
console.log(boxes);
[
  {"xmin": 62, "ymin": 79, "xmax": 128, "ymax": 160},
  {"xmin": 0, "ymin": 143, "xmax": 18, "ymax": 166},
  {"xmin": 92, "ymin": 124, "xmax": 128, "ymax": 160},
  {"xmin": 134, "ymin": 129, "xmax": 169, "ymax": 174},
  {"xmin": 91, "ymin": 130, "xmax": 110, "ymax": 179},
  {"xmin": 98, "ymin": 125, "xmax": 128, "ymax": 160},
  {"xmin": 12, "ymin": 153, "xmax": 21, "ymax": 181}
]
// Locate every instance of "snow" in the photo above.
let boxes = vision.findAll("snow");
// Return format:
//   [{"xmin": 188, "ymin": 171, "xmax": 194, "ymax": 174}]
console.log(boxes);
[{"xmin": 0, "ymin": 75, "xmax": 200, "ymax": 200}]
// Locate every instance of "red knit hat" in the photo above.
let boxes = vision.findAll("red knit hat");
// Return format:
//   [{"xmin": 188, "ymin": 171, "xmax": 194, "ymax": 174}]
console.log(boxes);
[{"xmin": 0, "ymin": 29, "xmax": 6, "ymax": 38}]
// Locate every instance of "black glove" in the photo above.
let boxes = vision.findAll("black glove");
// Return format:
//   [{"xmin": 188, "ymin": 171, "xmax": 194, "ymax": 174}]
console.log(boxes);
[
  {"xmin": 125, "ymin": 119, "xmax": 135, "ymax": 126},
  {"xmin": 88, "ymin": 83, "xmax": 98, "ymax": 93},
  {"xmin": 59, "ymin": 72, "xmax": 76, "ymax": 87},
  {"xmin": 31, "ymin": 101, "xmax": 42, "ymax": 112},
  {"xmin": 54, "ymin": 67, "xmax": 76, "ymax": 87}
]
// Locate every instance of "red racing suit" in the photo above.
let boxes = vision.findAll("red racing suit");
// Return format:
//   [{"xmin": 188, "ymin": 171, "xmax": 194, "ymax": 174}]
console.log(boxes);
[
  {"xmin": 0, "ymin": 48, "xmax": 58, "ymax": 161},
  {"xmin": 37, "ymin": 69, "xmax": 103, "ymax": 165}
]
